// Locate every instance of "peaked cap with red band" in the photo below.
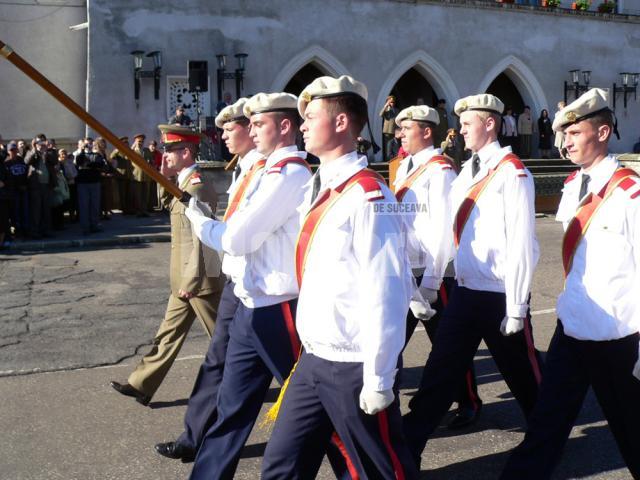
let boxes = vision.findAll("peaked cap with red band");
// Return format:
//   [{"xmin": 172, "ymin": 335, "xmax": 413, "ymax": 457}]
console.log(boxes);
[{"xmin": 158, "ymin": 124, "xmax": 204, "ymax": 148}]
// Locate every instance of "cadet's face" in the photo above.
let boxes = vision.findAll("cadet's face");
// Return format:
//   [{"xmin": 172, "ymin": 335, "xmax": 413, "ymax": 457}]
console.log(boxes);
[
  {"xmin": 300, "ymin": 99, "xmax": 333, "ymax": 156},
  {"xmin": 222, "ymin": 122, "xmax": 253, "ymax": 155},
  {"xmin": 459, "ymin": 111, "xmax": 489, "ymax": 152},
  {"xmin": 563, "ymin": 120, "xmax": 607, "ymax": 168},
  {"xmin": 164, "ymin": 146, "xmax": 186, "ymax": 170},
  {"xmin": 400, "ymin": 120, "xmax": 428, "ymax": 156},
  {"xmin": 249, "ymin": 113, "xmax": 279, "ymax": 156}
]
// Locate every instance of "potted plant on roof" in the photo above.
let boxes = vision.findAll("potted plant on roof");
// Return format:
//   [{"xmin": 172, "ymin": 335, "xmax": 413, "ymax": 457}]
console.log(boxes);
[
  {"xmin": 542, "ymin": 0, "xmax": 561, "ymax": 8},
  {"xmin": 597, "ymin": 0, "xmax": 615, "ymax": 12},
  {"xmin": 574, "ymin": 0, "xmax": 591, "ymax": 9}
]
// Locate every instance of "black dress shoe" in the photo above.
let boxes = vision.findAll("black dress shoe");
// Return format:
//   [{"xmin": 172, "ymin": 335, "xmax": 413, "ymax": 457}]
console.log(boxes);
[
  {"xmin": 447, "ymin": 405, "xmax": 481, "ymax": 430},
  {"xmin": 109, "ymin": 381, "xmax": 151, "ymax": 406},
  {"xmin": 155, "ymin": 441, "xmax": 196, "ymax": 463}
]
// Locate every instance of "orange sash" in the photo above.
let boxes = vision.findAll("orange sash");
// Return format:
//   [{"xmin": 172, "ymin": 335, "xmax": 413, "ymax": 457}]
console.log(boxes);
[
  {"xmin": 222, "ymin": 159, "xmax": 267, "ymax": 221},
  {"xmin": 453, "ymin": 153, "xmax": 523, "ymax": 248},
  {"xmin": 561, "ymin": 167, "xmax": 638, "ymax": 277},
  {"xmin": 295, "ymin": 169, "xmax": 385, "ymax": 287},
  {"xmin": 395, "ymin": 155, "xmax": 456, "ymax": 202}
]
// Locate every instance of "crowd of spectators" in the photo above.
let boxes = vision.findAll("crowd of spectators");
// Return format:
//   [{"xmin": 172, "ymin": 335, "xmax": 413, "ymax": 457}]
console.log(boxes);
[{"xmin": 0, "ymin": 133, "xmax": 161, "ymax": 248}]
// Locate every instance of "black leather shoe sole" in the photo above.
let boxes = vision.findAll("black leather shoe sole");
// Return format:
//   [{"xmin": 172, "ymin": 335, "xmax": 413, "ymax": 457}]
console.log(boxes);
[
  {"xmin": 155, "ymin": 442, "xmax": 195, "ymax": 463},
  {"xmin": 447, "ymin": 406, "xmax": 481, "ymax": 430},
  {"xmin": 110, "ymin": 381, "xmax": 151, "ymax": 406}
]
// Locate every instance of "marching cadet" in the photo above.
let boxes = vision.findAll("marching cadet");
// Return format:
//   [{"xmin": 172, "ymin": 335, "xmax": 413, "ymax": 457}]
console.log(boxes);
[
  {"xmin": 154, "ymin": 98, "xmax": 265, "ymax": 463},
  {"xmin": 403, "ymin": 93, "xmax": 543, "ymax": 466},
  {"xmin": 184, "ymin": 92, "xmax": 315, "ymax": 479},
  {"xmin": 110, "ymin": 125, "xmax": 224, "ymax": 406},
  {"xmin": 501, "ymin": 88, "xmax": 640, "ymax": 479},
  {"xmin": 394, "ymin": 105, "xmax": 482, "ymax": 430},
  {"xmin": 260, "ymin": 75, "xmax": 418, "ymax": 479}
]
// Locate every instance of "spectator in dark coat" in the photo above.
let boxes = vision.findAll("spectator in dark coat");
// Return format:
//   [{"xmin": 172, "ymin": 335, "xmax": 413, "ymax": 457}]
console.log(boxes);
[
  {"xmin": 4, "ymin": 141, "xmax": 29, "ymax": 237},
  {"xmin": 24, "ymin": 134, "xmax": 57, "ymax": 238},
  {"xmin": 537, "ymin": 109, "xmax": 553, "ymax": 159}
]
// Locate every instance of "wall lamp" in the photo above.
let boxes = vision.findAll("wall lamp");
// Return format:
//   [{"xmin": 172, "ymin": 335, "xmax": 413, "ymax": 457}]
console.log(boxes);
[{"xmin": 130, "ymin": 50, "xmax": 162, "ymax": 107}]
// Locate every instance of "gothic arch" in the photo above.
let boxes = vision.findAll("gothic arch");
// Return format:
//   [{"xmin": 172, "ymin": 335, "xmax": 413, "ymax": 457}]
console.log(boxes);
[
  {"xmin": 373, "ymin": 51, "xmax": 460, "ymax": 147},
  {"xmin": 270, "ymin": 45, "xmax": 350, "ymax": 92},
  {"xmin": 477, "ymin": 55, "xmax": 548, "ymax": 116}
]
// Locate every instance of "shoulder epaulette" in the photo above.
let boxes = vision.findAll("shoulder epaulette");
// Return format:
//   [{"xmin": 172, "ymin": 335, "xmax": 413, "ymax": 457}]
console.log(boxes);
[
  {"xmin": 266, "ymin": 157, "xmax": 311, "ymax": 175},
  {"xmin": 502, "ymin": 153, "xmax": 527, "ymax": 177}
]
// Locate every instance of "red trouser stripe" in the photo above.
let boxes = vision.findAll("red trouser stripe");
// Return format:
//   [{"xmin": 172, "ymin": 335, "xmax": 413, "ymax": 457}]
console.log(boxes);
[
  {"xmin": 523, "ymin": 318, "xmax": 542, "ymax": 385},
  {"xmin": 280, "ymin": 302, "xmax": 301, "ymax": 361},
  {"xmin": 331, "ymin": 432, "xmax": 360, "ymax": 480},
  {"xmin": 377, "ymin": 410, "xmax": 406, "ymax": 480}
]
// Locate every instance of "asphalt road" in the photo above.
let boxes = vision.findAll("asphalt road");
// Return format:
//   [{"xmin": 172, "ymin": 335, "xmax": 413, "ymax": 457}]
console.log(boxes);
[{"xmin": 0, "ymin": 217, "xmax": 632, "ymax": 479}]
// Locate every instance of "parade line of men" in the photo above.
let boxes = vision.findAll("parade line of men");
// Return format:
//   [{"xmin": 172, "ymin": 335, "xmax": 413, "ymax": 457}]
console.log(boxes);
[{"xmin": 110, "ymin": 77, "xmax": 640, "ymax": 479}]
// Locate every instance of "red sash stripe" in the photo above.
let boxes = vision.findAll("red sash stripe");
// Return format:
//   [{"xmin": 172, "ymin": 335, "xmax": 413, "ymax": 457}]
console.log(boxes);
[
  {"xmin": 267, "ymin": 157, "xmax": 312, "ymax": 174},
  {"xmin": 295, "ymin": 169, "xmax": 385, "ymax": 287},
  {"xmin": 280, "ymin": 301, "xmax": 301, "ymax": 362},
  {"xmin": 223, "ymin": 159, "xmax": 266, "ymax": 221},
  {"xmin": 561, "ymin": 168, "xmax": 638, "ymax": 277},
  {"xmin": 453, "ymin": 153, "xmax": 521, "ymax": 248},
  {"xmin": 377, "ymin": 410, "xmax": 406, "ymax": 480},
  {"xmin": 523, "ymin": 317, "xmax": 542, "ymax": 385},
  {"xmin": 395, "ymin": 155, "xmax": 456, "ymax": 202}
]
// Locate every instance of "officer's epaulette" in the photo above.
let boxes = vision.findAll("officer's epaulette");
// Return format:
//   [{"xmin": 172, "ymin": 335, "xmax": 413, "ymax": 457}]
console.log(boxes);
[
  {"xmin": 619, "ymin": 175, "xmax": 640, "ymax": 199},
  {"xmin": 189, "ymin": 172, "xmax": 203, "ymax": 185},
  {"xmin": 267, "ymin": 157, "xmax": 311, "ymax": 175},
  {"xmin": 356, "ymin": 176, "xmax": 385, "ymax": 201},
  {"xmin": 564, "ymin": 170, "xmax": 578, "ymax": 184}
]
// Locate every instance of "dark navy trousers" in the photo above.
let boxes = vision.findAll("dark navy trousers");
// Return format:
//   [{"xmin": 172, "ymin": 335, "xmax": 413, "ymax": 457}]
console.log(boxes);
[
  {"xmin": 405, "ymin": 277, "xmax": 482, "ymax": 412},
  {"xmin": 403, "ymin": 286, "xmax": 543, "ymax": 464},
  {"xmin": 176, "ymin": 279, "xmax": 239, "ymax": 451},
  {"xmin": 501, "ymin": 322, "xmax": 640, "ymax": 479},
  {"xmin": 262, "ymin": 351, "xmax": 419, "ymax": 480},
  {"xmin": 189, "ymin": 297, "xmax": 300, "ymax": 479}
]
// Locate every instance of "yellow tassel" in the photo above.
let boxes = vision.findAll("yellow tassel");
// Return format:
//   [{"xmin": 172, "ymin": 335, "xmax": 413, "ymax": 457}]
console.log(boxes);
[{"xmin": 260, "ymin": 353, "xmax": 301, "ymax": 429}]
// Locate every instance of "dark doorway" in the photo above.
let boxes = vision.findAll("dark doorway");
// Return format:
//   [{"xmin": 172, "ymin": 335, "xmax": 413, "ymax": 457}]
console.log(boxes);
[
  {"xmin": 284, "ymin": 63, "xmax": 326, "ymax": 96},
  {"xmin": 486, "ymin": 73, "xmax": 525, "ymax": 114},
  {"xmin": 390, "ymin": 68, "xmax": 439, "ymax": 109}
]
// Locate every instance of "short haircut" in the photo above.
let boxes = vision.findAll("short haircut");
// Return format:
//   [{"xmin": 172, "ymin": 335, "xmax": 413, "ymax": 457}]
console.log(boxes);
[
  {"xmin": 584, "ymin": 109, "xmax": 614, "ymax": 140},
  {"xmin": 323, "ymin": 95, "xmax": 368, "ymax": 137},
  {"xmin": 35, "ymin": 133, "xmax": 47, "ymax": 142},
  {"xmin": 476, "ymin": 111, "xmax": 502, "ymax": 133},
  {"xmin": 229, "ymin": 118, "xmax": 250, "ymax": 127},
  {"xmin": 271, "ymin": 110, "xmax": 301, "ymax": 130}
]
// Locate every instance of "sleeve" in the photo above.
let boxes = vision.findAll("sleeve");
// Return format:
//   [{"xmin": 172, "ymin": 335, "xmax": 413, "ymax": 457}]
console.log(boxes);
[
  {"xmin": 418, "ymin": 169, "xmax": 456, "ymax": 290},
  {"xmin": 631, "ymin": 200, "xmax": 640, "ymax": 333},
  {"xmin": 503, "ymin": 167, "xmax": 539, "ymax": 318},
  {"xmin": 220, "ymin": 164, "xmax": 310, "ymax": 256},
  {"xmin": 353, "ymin": 191, "xmax": 413, "ymax": 391}
]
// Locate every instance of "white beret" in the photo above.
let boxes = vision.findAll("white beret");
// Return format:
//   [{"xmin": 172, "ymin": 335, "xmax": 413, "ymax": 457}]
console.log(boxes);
[
  {"xmin": 297, "ymin": 75, "xmax": 368, "ymax": 116},
  {"xmin": 215, "ymin": 97, "xmax": 249, "ymax": 128},
  {"xmin": 454, "ymin": 94, "xmax": 504, "ymax": 116},
  {"xmin": 243, "ymin": 92, "xmax": 298, "ymax": 118},
  {"xmin": 552, "ymin": 88, "xmax": 610, "ymax": 132},
  {"xmin": 395, "ymin": 105, "xmax": 440, "ymax": 126}
]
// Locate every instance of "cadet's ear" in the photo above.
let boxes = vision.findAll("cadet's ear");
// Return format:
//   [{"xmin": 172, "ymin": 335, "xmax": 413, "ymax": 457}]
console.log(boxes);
[{"xmin": 335, "ymin": 112, "xmax": 349, "ymax": 134}]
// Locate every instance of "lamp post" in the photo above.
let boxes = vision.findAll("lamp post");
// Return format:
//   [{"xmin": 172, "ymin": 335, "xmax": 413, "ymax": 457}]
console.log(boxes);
[
  {"xmin": 564, "ymin": 69, "xmax": 591, "ymax": 103},
  {"xmin": 130, "ymin": 50, "xmax": 162, "ymax": 108},
  {"xmin": 613, "ymin": 72, "xmax": 639, "ymax": 110},
  {"xmin": 216, "ymin": 52, "xmax": 248, "ymax": 105}
]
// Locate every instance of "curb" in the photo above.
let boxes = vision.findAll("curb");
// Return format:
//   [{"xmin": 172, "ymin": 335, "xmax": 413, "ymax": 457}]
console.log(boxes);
[{"xmin": 3, "ymin": 234, "xmax": 172, "ymax": 252}]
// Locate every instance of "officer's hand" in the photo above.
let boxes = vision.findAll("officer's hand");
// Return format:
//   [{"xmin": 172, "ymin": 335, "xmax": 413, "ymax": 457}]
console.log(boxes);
[
  {"xmin": 359, "ymin": 388, "xmax": 394, "ymax": 415},
  {"xmin": 633, "ymin": 343, "xmax": 640, "ymax": 381},
  {"xmin": 500, "ymin": 316, "xmax": 524, "ymax": 336},
  {"xmin": 419, "ymin": 286, "xmax": 439, "ymax": 305},
  {"xmin": 178, "ymin": 289, "xmax": 195, "ymax": 299},
  {"xmin": 409, "ymin": 300, "xmax": 436, "ymax": 321}
]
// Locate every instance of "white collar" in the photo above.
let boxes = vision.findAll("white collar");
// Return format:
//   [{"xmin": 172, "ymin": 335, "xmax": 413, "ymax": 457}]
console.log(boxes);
[
  {"xmin": 239, "ymin": 149, "xmax": 264, "ymax": 171},
  {"xmin": 476, "ymin": 141, "xmax": 512, "ymax": 169},
  {"xmin": 580, "ymin": 155, "xmax": 618, "ymax": 196},
  {"xmin": 177, "ymin": 163, "xmax": 198, "ymax": 186},
  {"xmin": 317, "ymin": 150, "xmax": 367, "ymax": 190},
  {"xmin": 265, "ymin": 145, "xmax": 306, "ymax": 169}
]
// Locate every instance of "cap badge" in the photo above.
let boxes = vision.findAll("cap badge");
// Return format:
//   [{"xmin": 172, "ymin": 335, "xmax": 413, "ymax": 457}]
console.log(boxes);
[
  {"xmin": 407, "ymin": 111, "xmax": 413, "ymax": 120},
  {"xmin": 222, "ymin": 112, "xmax": 231, "ymax": 121},
  {"xmin": 301, "ymin": 91, "xmax": 312, "ymax": 103},
  {"xmin": 565, "ymin": 111, "xmax": 578, "ymax": 122},
  {"xmin": 459, "ymin": 100, "xmax": 468, "ymax": 111}
]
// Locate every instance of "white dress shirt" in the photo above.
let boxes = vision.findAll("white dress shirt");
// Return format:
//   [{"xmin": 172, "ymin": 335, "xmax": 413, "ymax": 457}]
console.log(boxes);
[
  {"xmin": 393, "ymin": 146, "xmax": 456, "ymax": 290},
  {"xmin": 188, "ymin": 145, "xmax": 310, "ymax": 308},
  {"xmin": 220, "ymin": 149, "xmax": 264, "ymax": 280},
  {"xmin": 451, "ymin": 141, "xmax": 539, "ymax": 318},
  {"xmin": 556, "ymin": 155, "xmax": 640, "ymax": 341},
  {"xmin": 295, "ymin": 151, "xmax": 413, "ymax": 391}
]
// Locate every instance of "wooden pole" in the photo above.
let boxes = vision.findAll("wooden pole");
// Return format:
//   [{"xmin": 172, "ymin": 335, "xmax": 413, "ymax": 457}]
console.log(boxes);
[{"xmin": 0, "ymin": 40, "xmax": 184, "ymax": 199}]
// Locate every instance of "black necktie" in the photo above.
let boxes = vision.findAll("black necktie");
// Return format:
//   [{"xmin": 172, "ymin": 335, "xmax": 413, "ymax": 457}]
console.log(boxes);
[
  {"xmin": 406, "ymin": 157, "xmax": 414, "ymax": 173},
  {"xmin": 579, "ymin": 174, "xmax": 591, "ymax": 201},
  {"xmin": 233, "ymin": 163, "xmax": 241, "ymax": 181},
  {"xmin": 471, "ymin": 154, "xmax": 481, "ymax": 178},
  {"xmin": 310, "ymin": 171, "xmax": 322, "ymax": 203}
]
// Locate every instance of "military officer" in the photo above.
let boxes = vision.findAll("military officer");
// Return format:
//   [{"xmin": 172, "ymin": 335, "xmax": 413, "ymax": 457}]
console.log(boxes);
[
  {"xmin": 403, "ymin": 93, "xmax": 543, "ymax": 466},
  {"xmin": 501, "ymin": 89, "xmax": 640, "ymax": 479},
  {"xmin": 260, "ymin": 75, "xmax": 418, "ymax": 479},
  {"xmin": 154, "ymin": 97, "xmax": 266, "ymax": 463},
  {"xmin": 131, "ymin": 133, "xmax": 154, "ymax": 217},
  {"xmin": 110, "ymin": 124, "xmax": 224, "ymax": 406},
  {"xmin": 394, "ymin": 104, "xmax": 482, "ymax": 429},
  {"xmin": 109, "ymin": 135, "xmax": 135, "ymax": 215},
  {"xmin": 184, "ymin": 92, "xmax": 315, "ymax": 479}
]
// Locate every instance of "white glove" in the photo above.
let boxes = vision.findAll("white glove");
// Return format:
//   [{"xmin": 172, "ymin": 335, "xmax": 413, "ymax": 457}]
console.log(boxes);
[
  {"xmin": 500, "ymin": 316, "xmax": 525, "ymax": 336},
  {"xmin": 633, "ymin": 343, "xmax": 640, "ymax": 382},
  {"xmin": 187, "ymin": 196, "xmax": 213, "ymax": 218},
  {"xmin": 359, "ymin": 388, "xmax": 394, "ymax": 415},
  {"xmin": 410, "ymin": 287, "xmax": 436, "ymax": 321},
  {"xmin": 419, "ymin": 286, "xmax": 439, "ymax": 305}
]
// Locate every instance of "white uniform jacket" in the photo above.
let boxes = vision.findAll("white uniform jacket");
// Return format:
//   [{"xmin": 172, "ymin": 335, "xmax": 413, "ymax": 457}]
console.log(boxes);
[
  {"xmin": 295, "ymin": 151, "xmax": 413, "ymax": 392},
  {"xmin": 393, "ymin": 146, "xmax": 456, "ymax": 290},
  {"xmin": 191, "ymin": 145, "xmax": 310, "ymax": 308},
  {"xmin": 556, "ymin": 155, "xmax": 640, "ymax": 341},
  {"xmin": 220, "ymin": 149, "xmax": 264, "ymax": 280},
  {"xmin": 450, "ymin": 141, "xmax": 539, "ymax": 318}
]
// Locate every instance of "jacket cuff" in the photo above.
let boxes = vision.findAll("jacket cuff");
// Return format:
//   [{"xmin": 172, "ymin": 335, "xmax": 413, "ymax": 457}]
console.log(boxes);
[
  {"xmin": 420, "ymin": 276, "xmax": 442, "ymax": 290},
  {"xmin": 507, "ymin": 303, "xmax": 529, "ymax": 318},
  {"xmin": 363, "ymin": 370, "xmax": 397, "ymax": 392}
]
